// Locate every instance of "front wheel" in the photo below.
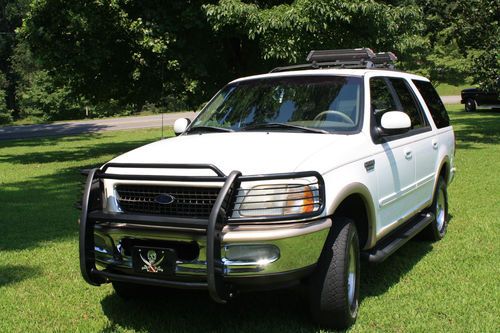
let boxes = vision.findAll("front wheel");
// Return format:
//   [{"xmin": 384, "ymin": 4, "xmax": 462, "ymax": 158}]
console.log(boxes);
[
  {"xmin": 465, "ymin": 98, "xmax": 476, "ymax": 112},
  {"xmin": 309, "ymin": 217, "xmax": 360, "ymax": 329}
]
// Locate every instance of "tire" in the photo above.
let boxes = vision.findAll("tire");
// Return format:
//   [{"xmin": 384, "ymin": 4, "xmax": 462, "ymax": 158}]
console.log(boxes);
[
  {"xmin": 309, "ymin": 217, "xmax": 360, "ymax": 329},
  {"xmin": 421, "ymin": 177, "xmax": 448, "ymax": 241},
  {"xmin": 465, "ymin": 98, "xmax": 476, "ymax": 112}
]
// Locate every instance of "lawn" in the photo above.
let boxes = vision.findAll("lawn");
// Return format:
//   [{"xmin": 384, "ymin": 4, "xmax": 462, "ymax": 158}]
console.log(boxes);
[
  {"xmin": 0, "ymin": 105, "xmax": 498, "ymax": 332},
  {"xmin": 434, "ymin": 83, "xmax": 470, "ymax": 96}
]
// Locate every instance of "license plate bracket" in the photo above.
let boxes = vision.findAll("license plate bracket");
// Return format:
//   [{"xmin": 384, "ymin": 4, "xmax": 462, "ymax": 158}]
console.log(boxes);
[{"xmin": 132, "ymin": 246, "xmax": 177, "ymax": 276}]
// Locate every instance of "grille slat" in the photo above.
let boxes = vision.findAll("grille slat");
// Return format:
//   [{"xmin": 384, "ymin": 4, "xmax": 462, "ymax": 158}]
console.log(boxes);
[{"xmin": 116, "ymin": 185, "xmax": 220, "ymax": 218}]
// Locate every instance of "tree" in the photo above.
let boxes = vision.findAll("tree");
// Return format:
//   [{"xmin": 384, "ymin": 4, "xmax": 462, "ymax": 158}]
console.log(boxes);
[
  {"xmin": 0, "ymin": 71, "xmax": 12, "ymax": 123},
  {"xmin": 416, "ymin": 0, "xmax": 499, "ymax": 90},
  {"xmin": 0, "ymin": 0, "xmax": 30, "ymax": 119},
  {"xmin": 204, "ymin": 0, "xmax": 427, "ymax": 64},
  {"xmin": 19, "ymin": 0, "xmax": 250, "ymax": 111}
]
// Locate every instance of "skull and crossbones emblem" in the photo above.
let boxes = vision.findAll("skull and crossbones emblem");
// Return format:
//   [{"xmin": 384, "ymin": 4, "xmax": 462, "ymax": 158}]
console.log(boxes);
[{"xmin": 140, "ymin": 250, "xmax": 164, "ymax": 273}]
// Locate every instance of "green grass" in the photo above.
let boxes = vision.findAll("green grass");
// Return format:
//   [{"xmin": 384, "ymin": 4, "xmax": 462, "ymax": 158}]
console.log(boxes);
[
  {"xmin": 0, "ymin": 106, "xmax": 499, "ymax": 332},
  {"xmin": 435, "ymin": 83, "xmax": 470, "ymax": 96}
]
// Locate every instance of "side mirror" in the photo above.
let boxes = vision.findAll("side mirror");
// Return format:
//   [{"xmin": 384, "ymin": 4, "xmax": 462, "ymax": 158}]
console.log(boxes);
[
  {"xmin": 379, "ymin": 111, "xmax": 411, "ymax": 136},
  {"xmin": 173, "ymin": 118, "xmax": 191, "ymax": 136}
]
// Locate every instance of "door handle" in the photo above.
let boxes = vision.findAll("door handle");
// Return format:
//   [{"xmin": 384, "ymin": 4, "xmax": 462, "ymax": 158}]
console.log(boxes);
[
  {"xmin": 404, "ymin": 149, "xmax": 412, "ymax": 159},
  {"xmin": 432, "ymin": 140, "xmax": 438, "ymax": 149}
]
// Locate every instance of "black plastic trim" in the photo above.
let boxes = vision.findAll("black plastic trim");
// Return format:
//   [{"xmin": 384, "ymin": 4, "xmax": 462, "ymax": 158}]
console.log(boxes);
[{"xmin": 92, "ymin": 269, "xmax": 208, "ymax": 289}]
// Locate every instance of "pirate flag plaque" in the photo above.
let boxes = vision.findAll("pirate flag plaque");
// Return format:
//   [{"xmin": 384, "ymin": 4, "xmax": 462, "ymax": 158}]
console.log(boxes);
[{"xmin": 132, "ymin": 247, "xmax": 177, "ymax": 275}]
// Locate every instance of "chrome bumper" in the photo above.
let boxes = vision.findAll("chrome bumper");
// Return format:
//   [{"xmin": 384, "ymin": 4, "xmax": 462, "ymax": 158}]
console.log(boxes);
[{"xmin": 94, "ymin": 217, "xmax": 331, "ymax": 277}]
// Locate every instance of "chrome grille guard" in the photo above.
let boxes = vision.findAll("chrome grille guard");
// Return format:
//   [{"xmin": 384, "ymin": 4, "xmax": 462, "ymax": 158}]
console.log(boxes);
[{"xmin": 79, "ymin": 163, "xmax": 325, "ymax": 303}]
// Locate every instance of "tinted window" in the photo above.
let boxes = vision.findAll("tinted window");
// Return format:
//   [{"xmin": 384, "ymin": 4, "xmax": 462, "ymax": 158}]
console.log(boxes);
[
  {"xmin": 370, "ymin": 77, "xmax": 397, "ymax": 112},
  {"xmin": 369, "ymin": 77, "xmax": 397, "ymax": 126},
  {"xmin": 389, "ymin": 78, "xmax": 425, "ymax": 129},
  {"xmin": 413, "ymin": 80, "xmax": 450, "ymax": 128}
]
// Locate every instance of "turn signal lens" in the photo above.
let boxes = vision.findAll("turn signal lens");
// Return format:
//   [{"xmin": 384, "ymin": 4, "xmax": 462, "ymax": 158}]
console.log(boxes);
[{"xmin": 284, "ymin": 187, "xmax": 315, "ymax": 214}]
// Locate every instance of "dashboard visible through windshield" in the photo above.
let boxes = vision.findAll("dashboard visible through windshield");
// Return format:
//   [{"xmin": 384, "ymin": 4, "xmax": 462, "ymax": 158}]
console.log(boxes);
[{"xmin": 190, "ymin": 75, "xmax": 363, "ymax": 134}]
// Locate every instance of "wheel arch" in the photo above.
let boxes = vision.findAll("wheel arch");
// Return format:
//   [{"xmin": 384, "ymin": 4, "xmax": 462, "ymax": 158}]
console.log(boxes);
[
  {"xmin": 327, "ymin": 183, "xmax": 377, "ymax": 250},
  {"xmin": 436, "ymin": 156, "xmax": 450, "ymax": 185}
]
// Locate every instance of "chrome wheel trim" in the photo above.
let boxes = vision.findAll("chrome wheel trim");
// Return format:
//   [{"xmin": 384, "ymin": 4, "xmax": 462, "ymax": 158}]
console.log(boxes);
[
  {"xmin": 436, "ymin": 188, "xmax": 446, "ymax": 232},
  {"xmin": 347, "ymin": 239, "xmax": 357, "ymax": 309}
]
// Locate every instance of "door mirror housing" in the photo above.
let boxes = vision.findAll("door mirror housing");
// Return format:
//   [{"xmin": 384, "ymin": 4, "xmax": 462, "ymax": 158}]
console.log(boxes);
[
  {"xmin": 173, "ymin": 118, "xmax": 191, "ymax": 136},
  {"xmin": 379, "ymin": 111, "xmax": 411, "ymax": 136}
]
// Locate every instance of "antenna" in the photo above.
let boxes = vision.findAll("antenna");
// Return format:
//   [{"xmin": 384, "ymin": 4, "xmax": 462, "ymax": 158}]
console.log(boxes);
[{"xmin": 161, "ymin": 59, "xmax": 165, "ymax": 139}]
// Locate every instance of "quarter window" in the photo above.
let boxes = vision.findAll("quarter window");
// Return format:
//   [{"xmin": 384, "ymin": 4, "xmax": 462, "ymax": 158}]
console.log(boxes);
[{"xmin": 412, "ymin": 80, "xmax": 450, "ymax": 128}]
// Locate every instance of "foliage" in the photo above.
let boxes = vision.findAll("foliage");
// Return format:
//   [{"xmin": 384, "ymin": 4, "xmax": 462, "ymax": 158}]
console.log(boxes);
[
  {"xmin": 0, "ymin": 0, "xmax": 498, "ymax": 124},
  {"xmin": 19, "ymin": 0, "xmax": 239, "ymax": 111},
  {"xmin": 204, "ymin": 0, "xmax": 427, "ymax": 64},
  {"xmin": 17, "ymin": 70, "xmax": 84, "ymax": 121},
  {"xmin": 471, "ymin": 48, "xmax": 500, "ymax": 93},
  {"xmin": 416, "ymin": 0, "xmax": 499, "ymax": 90},
  {"xmin": 0, "ymin": 71, "xmax": 12, "ymax": 123},
  {"xmin": 0, "ymin": 0, "xmax": 31, "ymax": 116}
]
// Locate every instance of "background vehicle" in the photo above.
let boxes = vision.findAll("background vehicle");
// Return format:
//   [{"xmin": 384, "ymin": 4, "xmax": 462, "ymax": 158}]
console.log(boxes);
[
  {"xmin": 461, "ymin": 88, "xmax": 500, "ymax": 112},
  {"xmin": 79, "ymin": 48, "xmax": 455, "ymax": 329}
]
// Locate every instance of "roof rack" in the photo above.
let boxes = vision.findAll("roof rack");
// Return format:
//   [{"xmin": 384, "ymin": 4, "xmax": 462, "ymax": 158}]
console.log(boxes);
[{"xmin": 269, "ymin": 48, "xmax": 397, "ymax": 73}]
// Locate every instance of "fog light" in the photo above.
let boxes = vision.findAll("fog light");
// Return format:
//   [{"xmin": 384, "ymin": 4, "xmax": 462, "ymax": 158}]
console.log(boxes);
[{"xmin": 222, "ymin": 244, "xmax": 280, "ymax": 265}]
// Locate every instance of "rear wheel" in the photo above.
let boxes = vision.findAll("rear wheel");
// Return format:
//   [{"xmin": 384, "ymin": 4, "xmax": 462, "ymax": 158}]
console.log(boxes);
[
  {"xmin": 465, "ymin": 98, "xmax": 476, "ymax": 112},
  {"xmin": 309, "ymin": 217, "xmax": 360, "ymax": 329},
  {"xmin": 421, "ymin": 177, "xmax": 448, "ymax": 241}
]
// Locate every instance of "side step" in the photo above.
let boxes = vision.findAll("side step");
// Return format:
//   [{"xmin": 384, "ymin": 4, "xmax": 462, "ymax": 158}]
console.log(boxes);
[{"xmin": 362, "ymin": 212, "xmax": 435, "ymax": 263}]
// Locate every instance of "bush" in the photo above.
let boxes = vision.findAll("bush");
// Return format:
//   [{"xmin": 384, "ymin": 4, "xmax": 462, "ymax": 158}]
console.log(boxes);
[
  {"xmin": 0, "ymin": 73, "xmax": 12, "ymax": 124},
  {"xmin": 18, "ymin": 71, "xmax": 84, "ymax": 121}
]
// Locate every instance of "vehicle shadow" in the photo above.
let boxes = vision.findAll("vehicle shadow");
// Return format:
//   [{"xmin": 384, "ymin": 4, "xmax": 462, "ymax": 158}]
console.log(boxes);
[{"xmin": 99, "ymin": 240, "xmax": 432, "ymax": 333}]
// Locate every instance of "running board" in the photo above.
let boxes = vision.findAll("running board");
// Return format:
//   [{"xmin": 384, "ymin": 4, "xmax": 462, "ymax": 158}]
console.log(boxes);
[{"xmin": 363, "ymin": 212, "xmax": 435, "ymax": 263}]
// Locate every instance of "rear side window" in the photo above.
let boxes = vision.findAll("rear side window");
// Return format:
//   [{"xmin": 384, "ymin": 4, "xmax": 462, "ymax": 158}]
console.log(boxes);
[{"xmin": 413, "ymin": 80, "xmax": 450, "ymax": 128}]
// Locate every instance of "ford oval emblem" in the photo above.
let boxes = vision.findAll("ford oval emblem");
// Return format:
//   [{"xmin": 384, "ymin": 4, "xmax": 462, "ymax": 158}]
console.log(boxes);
[{"xmin": 154, "ymin": 193, "xmax": 175, "ymax": 205}]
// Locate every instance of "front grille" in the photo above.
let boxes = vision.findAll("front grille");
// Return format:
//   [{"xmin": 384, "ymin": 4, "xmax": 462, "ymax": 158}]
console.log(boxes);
[{"xmin": 116, "ymin": 185, "xmax": 220, "ymax": 218}]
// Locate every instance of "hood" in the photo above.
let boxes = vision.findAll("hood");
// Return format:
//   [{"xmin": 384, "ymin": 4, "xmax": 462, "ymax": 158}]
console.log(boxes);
[{"xmin": 110, "ymin": 132, "xmax": 368, "ymax": 176}]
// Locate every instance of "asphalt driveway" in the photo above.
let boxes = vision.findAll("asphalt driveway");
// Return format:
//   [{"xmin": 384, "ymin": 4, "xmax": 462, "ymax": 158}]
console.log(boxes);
[{"xmin": 0, "ymin": 112, "xmax": 196, "ymax": 140}]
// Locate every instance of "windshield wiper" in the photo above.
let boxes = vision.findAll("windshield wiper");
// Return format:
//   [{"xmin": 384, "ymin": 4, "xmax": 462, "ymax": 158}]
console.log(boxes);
[
  {"xmin": 187, "ymin": 126, "xmax": 234, "ymax": 134},
  {"xmin": 240, "ymin": 122, "xmax": 329, "ymax": 134}
]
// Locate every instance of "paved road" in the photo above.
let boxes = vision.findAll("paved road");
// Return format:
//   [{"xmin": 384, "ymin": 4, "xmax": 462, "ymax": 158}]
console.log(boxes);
[
  {"xmin": 0, "ymin": 95, "xmax": 461, "ymax": 140},
  {"xmin": 0, "ymin": 111, "xmax": 197, "ymax": 140},
  {"xmin": 441, "ymin": 95, "xmax": 461, "ymax": 104}
]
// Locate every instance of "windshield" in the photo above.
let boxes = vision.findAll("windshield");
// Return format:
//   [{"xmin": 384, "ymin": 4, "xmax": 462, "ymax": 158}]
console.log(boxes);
[{"xmin": 190, "ymin": 75, "xmax": 363, "ymax": 133}]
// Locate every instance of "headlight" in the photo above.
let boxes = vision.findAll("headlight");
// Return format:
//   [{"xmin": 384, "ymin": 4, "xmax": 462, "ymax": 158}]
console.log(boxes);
[{"xmin": 234, "ymin": 183, "xmax": 321, "ymax": 217}]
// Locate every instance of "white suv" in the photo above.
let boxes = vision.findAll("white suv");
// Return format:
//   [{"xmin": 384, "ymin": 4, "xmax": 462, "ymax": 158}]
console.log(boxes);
[{"xmin": 79, "ymin": 49, "xmax": 456, "ymax": 329}]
